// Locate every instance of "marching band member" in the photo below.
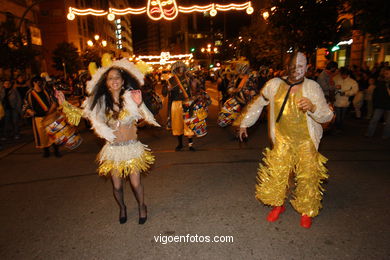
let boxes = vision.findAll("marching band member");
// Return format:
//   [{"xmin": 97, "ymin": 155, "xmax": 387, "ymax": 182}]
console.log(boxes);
[
  {"xmin": 167, "ymin": 61, "xmax": 195, "ymax": 151},
  {"xmin": 218, "ymin": 62, "xmax": 257, "ymax": 127},
  {"xmin": 23, "ymin": 76, "xmax": 61, "ymax": 157}
]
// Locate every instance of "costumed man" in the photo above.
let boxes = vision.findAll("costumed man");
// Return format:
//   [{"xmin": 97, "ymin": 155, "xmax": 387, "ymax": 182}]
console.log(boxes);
[
  {"xmin": 23, "ymin": 76, "xmax": 61, "ymax": 157},
  {"xmin": 167, "ymin": 61, "xmax": 195, "ymax": 151},
  {"xmin": 238, "ymin": 52, "xmax": 334, "ymax": 228}
]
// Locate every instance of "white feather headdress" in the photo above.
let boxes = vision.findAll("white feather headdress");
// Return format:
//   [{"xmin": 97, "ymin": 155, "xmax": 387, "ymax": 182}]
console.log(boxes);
[
  {"xmin": 86, "ymin": 58, "xmax": 145, "ymax": 95},
  {"xmin": 80, "ymin": 58, "xmax": 147, "ymax": 142}
]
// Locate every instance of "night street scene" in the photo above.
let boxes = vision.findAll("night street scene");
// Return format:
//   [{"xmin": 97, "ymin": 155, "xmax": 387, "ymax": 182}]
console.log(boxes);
[{"xmin": 0, "ymin": 0, "xmax": 389, "ymax": 259}]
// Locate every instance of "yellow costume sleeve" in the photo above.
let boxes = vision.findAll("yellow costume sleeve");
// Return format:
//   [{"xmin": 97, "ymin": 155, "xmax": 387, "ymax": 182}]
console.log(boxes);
[{"xmin": 61, "ymin": 100, "xmax": 83, "ymax": 126}]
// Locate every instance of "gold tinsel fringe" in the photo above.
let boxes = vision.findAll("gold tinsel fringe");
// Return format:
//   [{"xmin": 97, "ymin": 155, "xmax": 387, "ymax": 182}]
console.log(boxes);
[
  {"xmin": 61, "ymin": 101, "xmax": 83, "ymax": 126},
  {"xmin": 98, "ymin": 150, "xmax": 155, "ymax": 177},
  {"xmin": 255, "ymin": 148, "xmax": 329, "ymax": 217},
  {"xmin": 290, "ymin": 153, "xmax": 328, "ymax": 217},
  {"xmin": 255, "ymin": 147, "xmax": 292, "ymax": 206}
]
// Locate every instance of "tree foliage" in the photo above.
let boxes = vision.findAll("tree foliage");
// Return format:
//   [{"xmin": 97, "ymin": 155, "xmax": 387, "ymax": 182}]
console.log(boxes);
[
  {"xmin": 80, "ymin": 48, "xmax": 101, "ymax": 68},
  {"xmin": 52, "ymin": 42, "xmax": 82, "ymax": 75},
  {"xmin": 241, "ymin": 24, "xmax": 288, "ymax": 69},
  {"xmin": 347, "ymin": 0, "xmax": 390, "ymax": 38},
  {"xmin": 0, "ymin": 12, "xmax": 39, "ymax": 74},
  {"xmin": 267, "ymin": 0, "xmax": 341, "ymax": 53},
  {"xmin": 236, "ymin": 0, "xmax": 343, "ymax": 68}
]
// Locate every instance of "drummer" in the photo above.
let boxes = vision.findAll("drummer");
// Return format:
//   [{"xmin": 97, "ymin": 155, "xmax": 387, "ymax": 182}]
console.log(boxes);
[
  {"xmin": 167, "ymin": 61, "xmax": 195, "ymax": 151},
  {"xmin": 23, "ymin": 76, "xmax": 61, "ymax": 157}
]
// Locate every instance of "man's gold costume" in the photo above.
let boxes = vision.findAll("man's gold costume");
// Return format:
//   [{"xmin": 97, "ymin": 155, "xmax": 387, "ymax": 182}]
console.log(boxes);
[{"xmin": 255, "ymin": 82, "xmax": 328, "ymax": 217}]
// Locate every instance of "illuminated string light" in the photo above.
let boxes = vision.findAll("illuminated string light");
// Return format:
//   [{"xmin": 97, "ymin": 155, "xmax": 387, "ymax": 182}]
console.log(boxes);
[
  {"xmin": 111, "ymin": 7, "xmax": 146, "ymax": 15},
  {"xmin": 246, "ymin": 6, "xmax": 254, "ymax": 14},
  {"xmin": 135, "ymin": 52, "xmax": 193, "ymax": 65},
  {"xmin": 67, "ymin": 13, "xmax": 75, "ymax": 20},
  {"xmin": 138, "ymin": 53, "xmax": 193, "ymax": 60},
  {"xmin": 67, "ymin": 1, "xmax": 253, "ymax": 21},
  {"xmin": 210, "ymin": 5, "xmax": 217, "ymax": 17}
]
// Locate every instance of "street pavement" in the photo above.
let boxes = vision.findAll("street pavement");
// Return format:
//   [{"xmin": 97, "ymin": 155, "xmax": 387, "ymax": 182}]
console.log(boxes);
[{"xmin": 0, "ymin": 82, "xmax": 389, "ymax": 259}]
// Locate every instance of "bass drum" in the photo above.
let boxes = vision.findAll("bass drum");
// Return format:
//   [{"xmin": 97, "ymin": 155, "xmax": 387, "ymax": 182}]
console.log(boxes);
[
  {"xmin": 182, "ymin": 100, "xmax": 208, "ymax": 137},
  {"xmin": 217, "ymin": 97, "xmax": 242, "ymax": 127},
  {"xmin": 43, "ymin": 112, "xmax": 83, "ymax": 150}
]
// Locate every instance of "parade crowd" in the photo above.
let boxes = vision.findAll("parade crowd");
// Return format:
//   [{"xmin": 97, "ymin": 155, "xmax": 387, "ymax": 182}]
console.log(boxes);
[
  {"xmin": 0, "ymin": 54, "xmax": 389, "ymax": 228},
  {"xmin": 2, "ymin": 60, "xmax": 389, "ymax": 148}
]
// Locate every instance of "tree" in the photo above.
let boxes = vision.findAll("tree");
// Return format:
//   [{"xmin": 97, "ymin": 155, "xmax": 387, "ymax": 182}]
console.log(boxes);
[
  {"xmin": 80, "ymin": 48, "xmax": 101, "ymax": 68},
  {"xmin": 52, "ymin": 42, "xmax": 82, "ymax": 76},
  {"xmin": 347, "ymin": 0, "xmax": 390, "ymax": 38},
  {"xmin": 0, "ymin": 12, "xmax": 39, "ymax": 76},
  {"xmin": 241, "ymin": 24, "xmax": 288, "ymax": 69},
  {"xmin": 267, "ymin": 0, "xmax": 341, "ymax": 53},
  {"xmin": 237, "ymin": 0, "xmax": 343, "ymax": 68}
]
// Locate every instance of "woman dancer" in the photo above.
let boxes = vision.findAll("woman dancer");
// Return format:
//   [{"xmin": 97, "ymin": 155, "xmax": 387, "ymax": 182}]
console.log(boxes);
[{"xmin": 56, "ymin": 59, "xmax": 159, "ymax": 224}]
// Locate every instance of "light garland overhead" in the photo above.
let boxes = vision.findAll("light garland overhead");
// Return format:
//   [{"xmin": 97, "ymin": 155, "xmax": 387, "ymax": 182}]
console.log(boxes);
[
  {"xmin": 132, "ymin": 52, "xmax": 193, "ymax": 65},
  {"xmin": 67, "ymin": 1, "xmax": 253, "ymax": 21}
]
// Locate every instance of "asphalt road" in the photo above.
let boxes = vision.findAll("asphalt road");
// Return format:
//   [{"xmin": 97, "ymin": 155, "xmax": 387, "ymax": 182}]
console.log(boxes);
[{"xmin": 0, "ymin": 82, "xmax": 389, "ymax": 259}]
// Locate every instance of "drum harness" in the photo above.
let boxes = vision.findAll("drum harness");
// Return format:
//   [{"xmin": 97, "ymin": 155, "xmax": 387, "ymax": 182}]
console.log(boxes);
[{"xmin": 173, "ymin": 75, "xmax": 196, "ymax": 117}]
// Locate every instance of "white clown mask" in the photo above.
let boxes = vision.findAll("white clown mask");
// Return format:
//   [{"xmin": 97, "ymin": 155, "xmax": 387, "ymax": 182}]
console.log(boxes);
[{"xmin": 287, "ymin": 52, "xmax": 307, "ymax": 83}]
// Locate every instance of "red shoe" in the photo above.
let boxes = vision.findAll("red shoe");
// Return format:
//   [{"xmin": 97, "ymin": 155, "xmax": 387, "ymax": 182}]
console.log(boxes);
[
  {"xmin": 266, "ymin": 206, "xmax": 285, "ymax": 222},
  {"xmin": 300, "ymin": 214, "xmax": 312, "ymax": 228}
]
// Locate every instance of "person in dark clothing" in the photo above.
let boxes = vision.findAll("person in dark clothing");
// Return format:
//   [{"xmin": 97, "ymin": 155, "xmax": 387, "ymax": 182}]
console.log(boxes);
[
  {"xmin": 317, "ymin": 61, "xmax": 338, "ymax": 102},
  {"xmin": 0, "ymin": 80, "xmax": 22, "ymax": 140},
  {"xmin": 258, "ymin": 66, "xmax": 270, "ymax": 91},
  {"xmin": 217, "ymin": 69, "xmax": 230, "ymax": 105},
  {"xmin": 15, "ymin": 75, "xmax": 30, "ymax": 102},
  {"xmin": 167, "ymin": 61, "xmax": 195, "ymax": 151},
  {"xmin": 366, "ymin": 67, "xmax": 390, "ymax": 139},
  {"xmin": 23, "ymin": 76, "xmax": 61, "ymax": 157}
]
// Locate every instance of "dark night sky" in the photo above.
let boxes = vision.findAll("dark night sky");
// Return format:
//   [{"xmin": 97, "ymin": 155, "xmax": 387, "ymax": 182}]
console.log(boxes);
[{"xmin": 128, "ymin": 0, "xmax": 253, "ymax": 46}]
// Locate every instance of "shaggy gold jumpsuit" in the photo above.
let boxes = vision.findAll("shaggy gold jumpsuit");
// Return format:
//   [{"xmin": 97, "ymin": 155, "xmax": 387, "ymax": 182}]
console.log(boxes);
[{"xmin": 255, "ymin": 83, "xmax": 328, "ymax": 217}]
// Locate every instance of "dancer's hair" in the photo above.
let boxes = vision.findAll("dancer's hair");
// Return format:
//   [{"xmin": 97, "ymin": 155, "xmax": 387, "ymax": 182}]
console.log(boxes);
[{"xmin": 90, "ymin": 66, "xmax": 141, "ymax": 119}]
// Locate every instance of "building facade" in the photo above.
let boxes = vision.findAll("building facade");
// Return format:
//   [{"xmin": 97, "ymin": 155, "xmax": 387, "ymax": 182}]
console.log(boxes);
[
  {"xmin": 1, "ymin": 0, "xmax": 43, "ymax": 77},
  {"xmin": 38, "ymin": 0, "xmax": 134, "ymax": 75}
]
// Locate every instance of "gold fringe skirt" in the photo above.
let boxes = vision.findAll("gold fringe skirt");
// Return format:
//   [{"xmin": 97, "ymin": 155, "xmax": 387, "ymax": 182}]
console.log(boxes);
[{"xmin": 97, "ymin": 140, "xmax": 155, "ymax": 177}]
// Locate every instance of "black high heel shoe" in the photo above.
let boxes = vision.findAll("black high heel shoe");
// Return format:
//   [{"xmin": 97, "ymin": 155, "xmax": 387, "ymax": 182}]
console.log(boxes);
[
  {"xmin": 138, "ymin": 205, "xmax": 147, "ymax": 225},
  {"xmin": 119, "ymin": 207, "xmax": 127, "ymax": 224}
]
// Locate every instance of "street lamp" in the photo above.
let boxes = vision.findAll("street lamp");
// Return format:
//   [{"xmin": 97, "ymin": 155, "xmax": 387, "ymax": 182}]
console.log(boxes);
[
  {"xmin": 262, "ymin": 11, "xmax": 269, "ymax": 20},
  {"xmin": 87, "ymin": 40, "xmax": 94, "ymax": 47},
  {"xmin": 201, "ymin": 43, "xmax": 219, "ymax": 66},
  {"xmin": 87, "ymin": 35, "xmax": 107, "ymax": 48}
]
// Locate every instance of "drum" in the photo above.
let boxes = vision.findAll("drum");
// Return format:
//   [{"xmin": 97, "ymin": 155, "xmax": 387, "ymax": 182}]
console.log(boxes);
[
  {"xmin": 217, "ymin": 97, "xmax": 242, "ymax": 127},
  {"xmin": 321, "ymin": 103, "xmax": 336, "ymax": 131},
  {"xmin": 182, "ymin": 100, "xmax": 208, "ymax": 137},
  {"xmin": 43, "ymin": 112, "xmax": 83, "ymax": 150}
]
